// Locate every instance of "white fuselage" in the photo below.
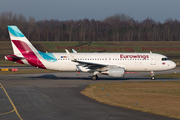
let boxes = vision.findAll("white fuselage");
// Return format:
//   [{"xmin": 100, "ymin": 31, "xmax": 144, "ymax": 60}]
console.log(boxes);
[{"xmin": 29, "ymin": 52, "xmax": 176, "ymax": 72}]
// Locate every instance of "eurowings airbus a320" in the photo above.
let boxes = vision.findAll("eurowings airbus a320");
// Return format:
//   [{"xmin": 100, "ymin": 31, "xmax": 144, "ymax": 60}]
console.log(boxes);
[{"xmin": 5, "ymin": 26, "xmax": 176, "ymax": 80}]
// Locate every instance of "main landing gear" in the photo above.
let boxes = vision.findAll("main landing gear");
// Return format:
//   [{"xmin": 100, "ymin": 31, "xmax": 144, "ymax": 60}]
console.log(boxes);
[
  {"xmin": 92, "ymin": 75, "xmax": 98, "ymax": 80},
  {"xmin": 91, "ymin": 71, "xmax": 99, "ymax": 80},
  {"xmin": 151, "ymin": 71, "xmax": 155, "ymax": 80}
]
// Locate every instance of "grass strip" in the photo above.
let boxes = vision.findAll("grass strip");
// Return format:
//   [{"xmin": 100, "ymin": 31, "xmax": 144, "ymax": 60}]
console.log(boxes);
[
  {"xmin": 0, "ymin": 69, "xmax": 59, "ymax": 75},
  {"xmin": 81, "ymin": 81, "xmax": 180, "ymax": 119},
  {"xmin": 0, "ymin": 61, "xmax": 26, "ymax": 66}
]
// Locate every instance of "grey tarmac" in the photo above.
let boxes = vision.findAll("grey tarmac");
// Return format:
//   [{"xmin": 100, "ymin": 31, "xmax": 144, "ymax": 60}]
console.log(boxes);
[{"xmin": 0, "ymin": 69, "xmax": 179, "ymax": 120}]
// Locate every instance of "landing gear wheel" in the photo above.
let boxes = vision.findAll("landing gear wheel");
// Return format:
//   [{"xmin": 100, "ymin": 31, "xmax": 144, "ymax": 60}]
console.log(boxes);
[
  {"xmin": 151, "ymin": 76, "xmax": 155, "ymax": 80},
  {"xmin": 92, "ymin": 75, "xmax": 98, "ymax": 80},
  {"xmin": 150, "ymin": 71, "xmax": 155, "ymax": 80}
]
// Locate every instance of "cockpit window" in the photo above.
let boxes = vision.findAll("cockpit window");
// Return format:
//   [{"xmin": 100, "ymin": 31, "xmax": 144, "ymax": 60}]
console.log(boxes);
[{"xmin": 162, "ymin": 58, "xmax": 169, "ymax": 61}]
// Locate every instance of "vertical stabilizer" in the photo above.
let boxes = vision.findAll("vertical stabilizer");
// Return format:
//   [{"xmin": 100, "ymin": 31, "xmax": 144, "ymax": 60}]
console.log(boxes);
[
  {"xmin": 8, "ymin": 26, "xmax": 38, "ymax": 55},
  {"xmin": 7, "ymin": 26, "xmax": 46, "ymax": 69}
]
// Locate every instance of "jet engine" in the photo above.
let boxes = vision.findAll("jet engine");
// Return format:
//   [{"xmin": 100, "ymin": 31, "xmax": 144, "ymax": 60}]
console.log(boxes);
[{"xmin": 101, "ymin": 68, "xmax": 125, "ymax": 77}]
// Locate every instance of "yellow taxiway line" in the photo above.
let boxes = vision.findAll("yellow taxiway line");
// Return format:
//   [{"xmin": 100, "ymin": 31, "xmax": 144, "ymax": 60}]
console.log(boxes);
[
  {"xmin": 0, "ymin": 109, "xmax": 15, "ymax": 116},
  {"xmin": 0, "ymin": 83, "xmax": 23, "ymax": 120}
]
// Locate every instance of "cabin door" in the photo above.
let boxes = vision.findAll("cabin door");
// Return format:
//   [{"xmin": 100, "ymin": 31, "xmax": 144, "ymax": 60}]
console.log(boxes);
[{"xmin": 151, "ymin": 55, "xmax": 156, "ymax": 65}]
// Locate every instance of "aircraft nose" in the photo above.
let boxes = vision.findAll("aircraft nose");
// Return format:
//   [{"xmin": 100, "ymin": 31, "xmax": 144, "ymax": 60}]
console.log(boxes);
[{"xmin": 171, "ymin": 61, "xmax": 176, "ymax": 69}]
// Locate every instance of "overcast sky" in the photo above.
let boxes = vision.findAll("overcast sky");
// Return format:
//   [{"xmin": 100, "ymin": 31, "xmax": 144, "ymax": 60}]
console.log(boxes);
[{"xmin": 1, "ymin": 0, "xmax": 180, "ymax": 23}]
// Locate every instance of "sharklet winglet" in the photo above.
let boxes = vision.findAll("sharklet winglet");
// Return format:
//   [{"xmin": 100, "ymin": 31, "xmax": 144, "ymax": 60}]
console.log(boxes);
[
  {"xmin": 72, "ymin": 49, "xmax": 77, "ymax": 53},
  {"xmin": 65, "ymin": 49, "xmax": 75, "ymax": 61}
]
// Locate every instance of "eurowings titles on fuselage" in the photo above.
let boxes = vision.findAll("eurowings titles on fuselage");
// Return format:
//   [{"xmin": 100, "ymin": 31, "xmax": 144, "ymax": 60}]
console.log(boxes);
[
  {"xmin": 120, "ymin": 54, "xmax": 149, "ymax": 59},
  {"xmin": 5, "ymin": 26, "xmax": 176, "ymax": 80}
]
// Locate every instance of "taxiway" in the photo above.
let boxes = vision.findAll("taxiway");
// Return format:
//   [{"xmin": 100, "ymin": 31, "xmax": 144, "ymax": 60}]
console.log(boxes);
[{"xmin": 0, "ymin": 69, "xmax": 179, "ymax": 120}]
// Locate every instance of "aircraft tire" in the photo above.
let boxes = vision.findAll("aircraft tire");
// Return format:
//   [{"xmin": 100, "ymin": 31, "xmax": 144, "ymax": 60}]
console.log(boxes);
[
  {"xmin": 92, "ymin": 75, "xmax": 98, "ymax": 80},
  {"xmin": 151, "ymin": 76, "xmax": 155, "ymax": 80}
]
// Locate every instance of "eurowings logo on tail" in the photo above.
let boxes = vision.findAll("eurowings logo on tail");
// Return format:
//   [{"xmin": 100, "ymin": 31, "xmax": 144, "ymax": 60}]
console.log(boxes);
[{"xmin": 6, "ymin": 26, "xmax": 46, "ymax": 69}]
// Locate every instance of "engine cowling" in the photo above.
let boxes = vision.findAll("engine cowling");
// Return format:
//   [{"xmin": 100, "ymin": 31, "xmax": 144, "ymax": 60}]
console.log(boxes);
[{"xmin": 102, "ymin": 68, "xmax": 125, "ymax": 78}]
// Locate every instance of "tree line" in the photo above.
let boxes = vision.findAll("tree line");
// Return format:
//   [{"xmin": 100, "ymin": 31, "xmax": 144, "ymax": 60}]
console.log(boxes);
[{"xmin": 0, "ymin": 11, "xmax": 180, "ymax": 41}]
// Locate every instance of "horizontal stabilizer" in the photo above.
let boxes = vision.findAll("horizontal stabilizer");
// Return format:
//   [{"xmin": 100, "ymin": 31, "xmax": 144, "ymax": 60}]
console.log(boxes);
[{"xmin": 5, "ymin": 54, "xmax": 25, "ymax": 61}]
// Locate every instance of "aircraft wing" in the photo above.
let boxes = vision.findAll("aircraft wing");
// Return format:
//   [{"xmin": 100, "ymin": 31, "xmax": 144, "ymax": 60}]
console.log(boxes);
[
  {"xmin": 65, "ymin": 49, "xmax": 121, "ymax": 71},
  {"xmin": 73, "ymin": 60, "xmax": 106, "ymax": 66},
  {"xmin": 73, "ymin": 59, "xmax": 107, "ymax": 69}
]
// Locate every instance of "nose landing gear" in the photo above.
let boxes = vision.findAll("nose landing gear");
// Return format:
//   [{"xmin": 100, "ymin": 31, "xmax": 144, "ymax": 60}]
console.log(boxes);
[{"xmin": 151, "ymin": 71, "xmax": 155, "ymax": 80}]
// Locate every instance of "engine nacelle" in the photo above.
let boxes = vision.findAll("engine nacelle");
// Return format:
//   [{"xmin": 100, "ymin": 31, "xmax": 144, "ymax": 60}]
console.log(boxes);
[{"xmin": 102, "ymin": 68, "xmax": 125, "ymax": 78}]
